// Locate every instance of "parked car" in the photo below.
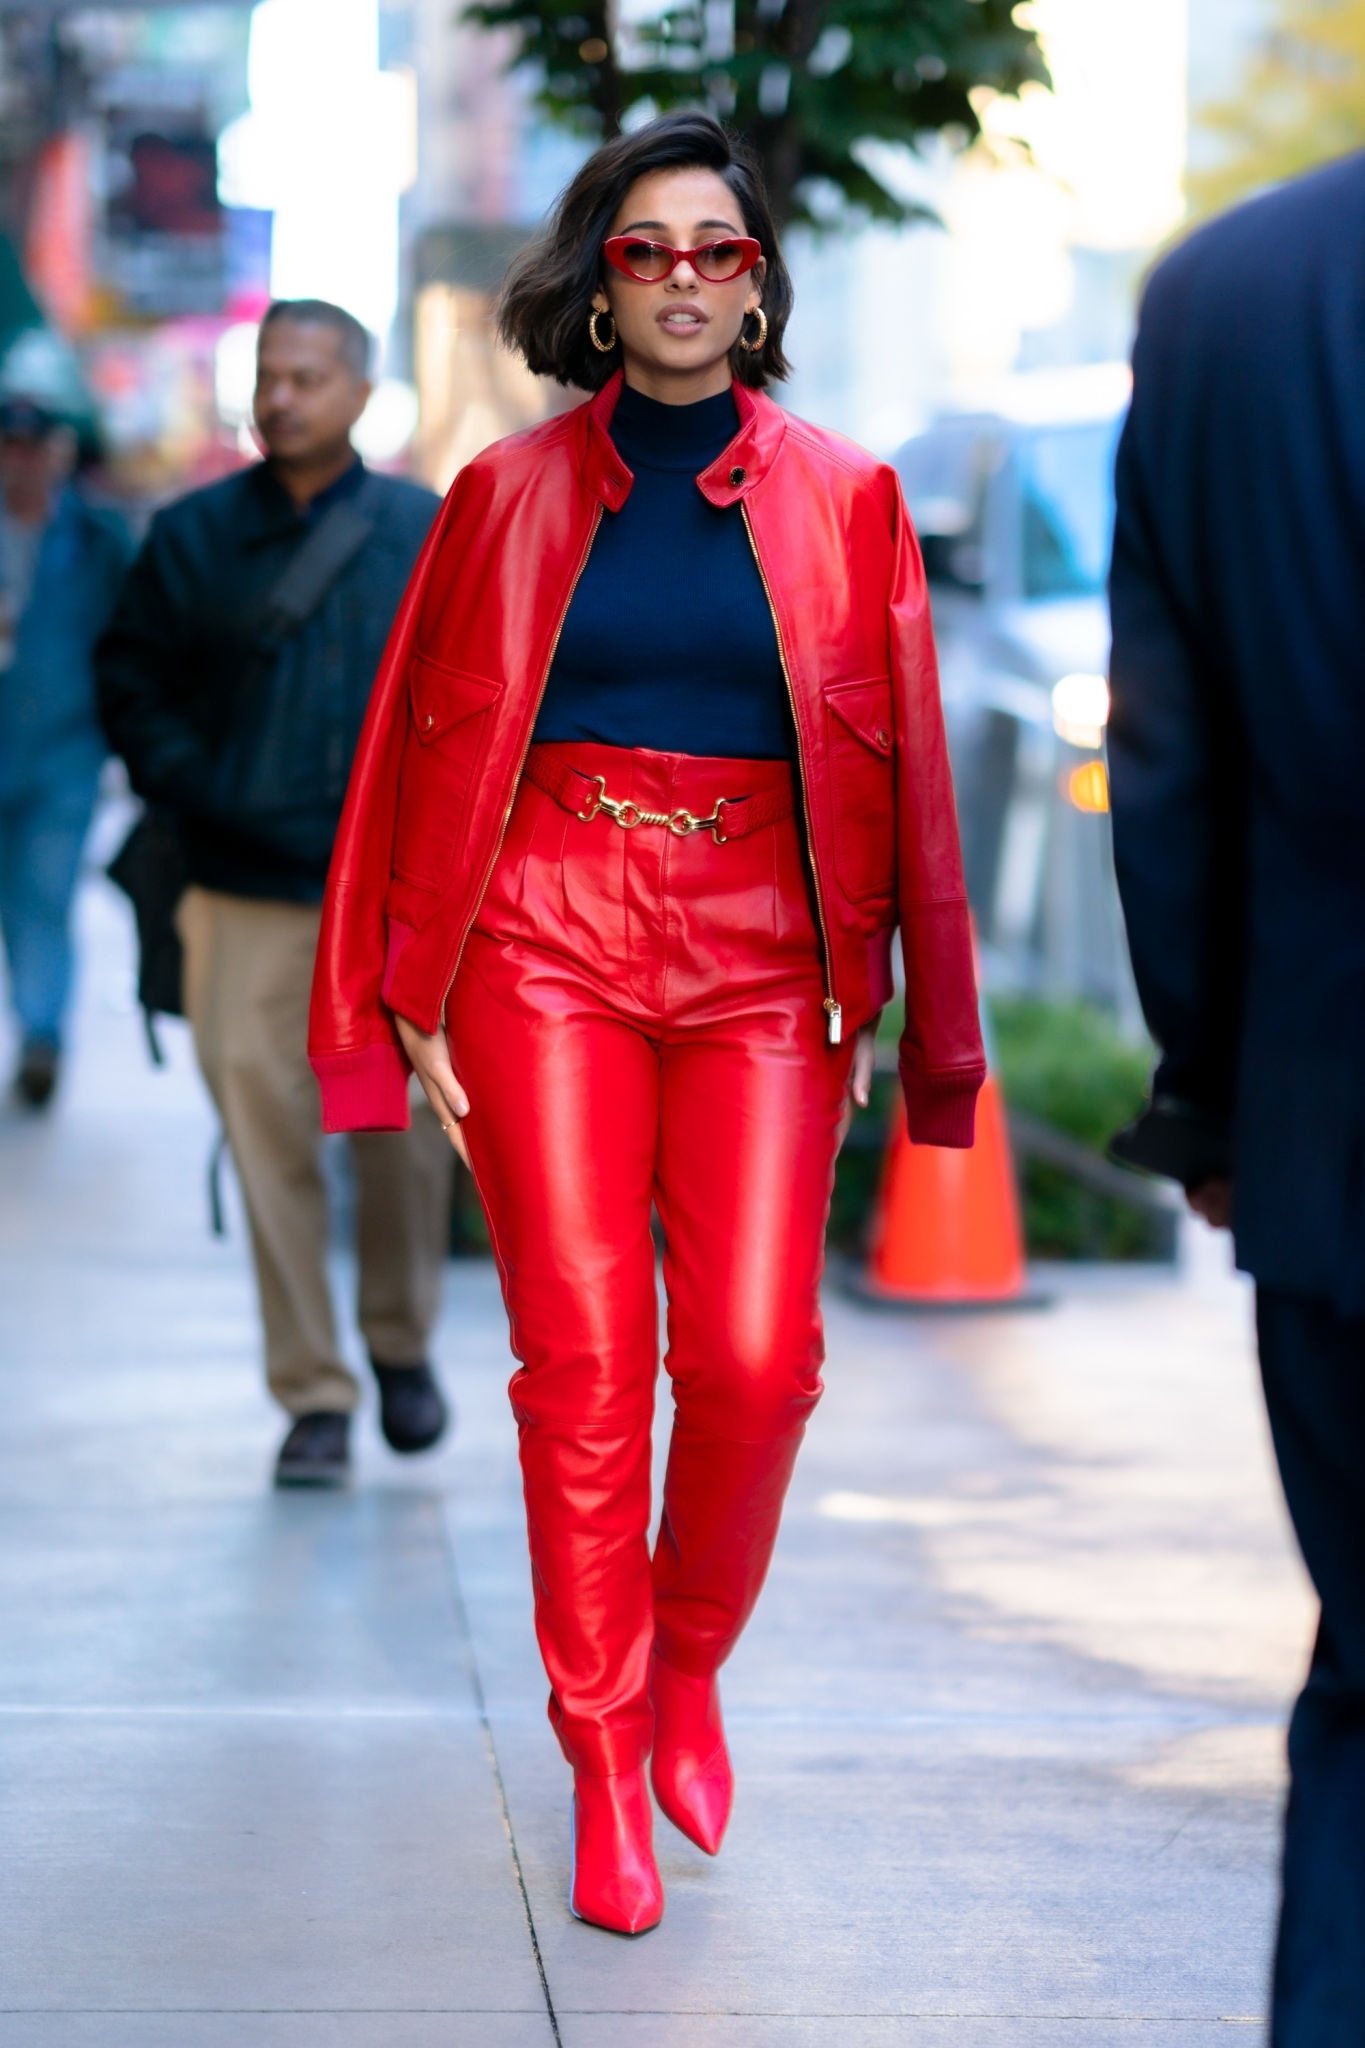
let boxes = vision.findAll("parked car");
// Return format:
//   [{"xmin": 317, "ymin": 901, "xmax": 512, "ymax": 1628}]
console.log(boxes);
[{"xmin": 894, "ymin": 364, "xmax": 1139, "ymax": 1023}]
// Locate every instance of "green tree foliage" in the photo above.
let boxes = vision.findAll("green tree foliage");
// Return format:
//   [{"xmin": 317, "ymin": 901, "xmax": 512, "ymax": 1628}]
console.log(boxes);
[
  {"xmin": 462, "ymin": 0, "xmax": 1047, "ymax": 229},
  {"xmin": 988, "ymin": 995, "xmax": 1158, "ymax": 1261},
  {"xmin": 828, "ymin": 994, "xmax": 1163, "ymax": 1262},
  {"xmin": 1192, "ymin": 0, "xmax": 1365, "ymax": 217},
  {"xmin": 988, "ymin": 996, "xmax": 1150, "ymax": 1156}
]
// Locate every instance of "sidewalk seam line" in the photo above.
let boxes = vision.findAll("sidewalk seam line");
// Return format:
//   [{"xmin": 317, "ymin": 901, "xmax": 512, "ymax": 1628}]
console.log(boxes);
[{"xmin": 443, "ymin": 1519, "xmax": 562, "ymax": 2048}]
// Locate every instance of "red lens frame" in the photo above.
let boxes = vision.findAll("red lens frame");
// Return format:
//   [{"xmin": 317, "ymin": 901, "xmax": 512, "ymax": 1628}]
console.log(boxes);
[{"xmin": 602, "ymin": 235, "xmax": 762, "ymax": 283}]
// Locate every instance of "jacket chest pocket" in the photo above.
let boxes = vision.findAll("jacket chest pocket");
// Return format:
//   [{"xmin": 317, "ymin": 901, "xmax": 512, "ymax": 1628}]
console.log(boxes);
[
  {"xmin": 392, "ymin": 654, "xmax": 503, "ymax": 890},
  {"xmin": 824, "ymin": 675, "xmax": 896, "ymax": 904}
]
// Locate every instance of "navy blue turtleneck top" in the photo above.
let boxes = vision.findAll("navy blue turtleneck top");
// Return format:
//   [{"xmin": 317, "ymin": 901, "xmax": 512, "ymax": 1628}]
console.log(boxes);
[{"xmin": 532, "ymin": 383, "xmax": 791, "ymax": 760}]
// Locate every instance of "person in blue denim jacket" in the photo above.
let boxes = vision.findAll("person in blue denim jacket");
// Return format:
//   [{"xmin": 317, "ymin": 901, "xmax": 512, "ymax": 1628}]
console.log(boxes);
[{"xmin": 0, "ymin": 395, "xmax": 131, "ymax": 1105}]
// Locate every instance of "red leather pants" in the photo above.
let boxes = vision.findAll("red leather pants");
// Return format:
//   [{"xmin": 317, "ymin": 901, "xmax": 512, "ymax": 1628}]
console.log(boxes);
[{"xmin": 448, "ymin": 743, "xmax": 852, "ymax": 1776}]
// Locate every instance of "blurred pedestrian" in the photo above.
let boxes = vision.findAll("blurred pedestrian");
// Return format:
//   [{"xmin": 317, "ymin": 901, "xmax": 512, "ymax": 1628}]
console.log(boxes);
[
  {"xmin": 1108, "ymin": 152, "xmax": 1365, "ymax": 2048},
  {"xmin": 309, "ymin": 113, "xmax": 984, "ymax": 1934},
  {"xmin": 98, "ymin": 300, "xmax": 453, "ymax": 1489},
  {"xmin": 0, "ymin": 386, "xmax": 130, "ymax": 1106}
]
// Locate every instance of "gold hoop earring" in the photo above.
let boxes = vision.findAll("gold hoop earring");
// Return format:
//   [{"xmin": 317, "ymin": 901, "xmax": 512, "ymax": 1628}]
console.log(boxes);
[
  {"xmin": 588, "ymin": 307, "xmax": 617, "ymax": 353},
  {"xmin": 738, "ymin": 306, "xmax": 768, "ymax": 354}
]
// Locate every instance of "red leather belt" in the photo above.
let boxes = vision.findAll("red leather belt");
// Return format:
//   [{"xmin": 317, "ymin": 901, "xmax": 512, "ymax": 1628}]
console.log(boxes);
[{"xmin": 522, "ymin": 750, "xmax": 794, "ymax": 845}]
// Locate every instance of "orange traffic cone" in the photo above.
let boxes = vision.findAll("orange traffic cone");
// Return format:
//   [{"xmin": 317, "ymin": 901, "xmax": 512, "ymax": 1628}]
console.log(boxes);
[{"xmin": 854, "ymin": 1069, "xmax": 1041, "ymax": 1310}]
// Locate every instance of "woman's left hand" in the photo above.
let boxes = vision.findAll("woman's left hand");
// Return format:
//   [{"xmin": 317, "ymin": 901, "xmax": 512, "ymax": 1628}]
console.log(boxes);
[{"xmin": 838, "ymin": 1025, "xmax": 877, "ymax": 1148}]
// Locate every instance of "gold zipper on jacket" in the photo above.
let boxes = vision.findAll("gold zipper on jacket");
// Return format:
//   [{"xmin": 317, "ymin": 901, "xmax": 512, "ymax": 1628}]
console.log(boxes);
[
  {"xmin": 437, "ymin": 503, "xmax": 605, "ymax": 1020},
  {"xmin": 740, "ymin": 502, "xmax": 842, "ymax": 1045}
]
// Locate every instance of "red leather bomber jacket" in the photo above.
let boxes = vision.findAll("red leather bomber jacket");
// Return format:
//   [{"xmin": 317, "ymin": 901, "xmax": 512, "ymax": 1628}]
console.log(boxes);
[{"xmin": 308, "ymin": 374, "xmax": 986, "ymax": 1144}]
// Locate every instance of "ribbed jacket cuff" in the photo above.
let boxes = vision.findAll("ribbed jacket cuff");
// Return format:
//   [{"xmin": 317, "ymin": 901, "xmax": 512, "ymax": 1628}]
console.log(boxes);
[
  {"xmin": 313, "ymin": 1043, "xmax": 411, "ymax": 1134},
  {"xmin": 900, "ymin": 1063, "xmax": 985, "ymax": 1149}
]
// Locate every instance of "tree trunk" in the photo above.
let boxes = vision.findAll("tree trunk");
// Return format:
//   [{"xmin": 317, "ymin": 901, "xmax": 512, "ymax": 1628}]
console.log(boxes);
[
  {"xmin": 752, "ymin": 0, "xmax": 824, "ymax": 228},
  {"xmin": 591, "ymin": 0, "xmax": 623, "ymax": 136},
  {"xmin": 760, "ymin": 118, "xmax": 803, "ymax": 231}
]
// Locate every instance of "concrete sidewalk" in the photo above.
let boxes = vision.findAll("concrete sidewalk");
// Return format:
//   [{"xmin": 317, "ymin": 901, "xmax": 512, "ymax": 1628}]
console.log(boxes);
[{"xmin": 0, "ymin": 869, "xmax": 1312, "ymax": 2044}]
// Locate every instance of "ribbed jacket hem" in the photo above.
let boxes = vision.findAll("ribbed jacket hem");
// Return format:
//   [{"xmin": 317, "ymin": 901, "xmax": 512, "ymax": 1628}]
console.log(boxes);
[
  {"xmin": 901, "ymin": 1064, "xmax": 985, "ymax": 1149},
  {"xmin": 313, "ymin": 1043, "xmax": 411, "ymax": 1134}
]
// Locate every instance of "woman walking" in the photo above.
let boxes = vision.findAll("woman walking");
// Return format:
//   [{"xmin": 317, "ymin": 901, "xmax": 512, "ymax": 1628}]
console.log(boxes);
[{"xmin": 309, "ymin": 111, "xmax": 984, "ymax": 1935}]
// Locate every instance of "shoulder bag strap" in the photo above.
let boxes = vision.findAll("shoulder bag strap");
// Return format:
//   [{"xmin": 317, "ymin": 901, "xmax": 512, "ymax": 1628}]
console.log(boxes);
[{"xmin": 255, "ymin": 474, "xmax": 381, "ymax": 645}]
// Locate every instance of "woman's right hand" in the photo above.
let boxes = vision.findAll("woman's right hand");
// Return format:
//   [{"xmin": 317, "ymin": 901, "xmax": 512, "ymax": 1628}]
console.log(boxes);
[{"xmin": 394, "ymin": 1012, "xmax": 471, "ymax": 1167}]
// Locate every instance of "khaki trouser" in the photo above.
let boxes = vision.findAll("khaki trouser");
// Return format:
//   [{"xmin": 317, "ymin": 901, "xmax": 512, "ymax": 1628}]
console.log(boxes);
[{"xmin": 177, "ymin": 886, "xmax": 453, "ymax": 1417}]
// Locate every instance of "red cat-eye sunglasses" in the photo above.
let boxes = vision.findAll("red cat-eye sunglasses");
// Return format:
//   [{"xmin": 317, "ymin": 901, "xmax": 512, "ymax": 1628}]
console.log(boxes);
[{"xmin": 602, "ymin": 235, "xmax": 763, "ymax": 284}]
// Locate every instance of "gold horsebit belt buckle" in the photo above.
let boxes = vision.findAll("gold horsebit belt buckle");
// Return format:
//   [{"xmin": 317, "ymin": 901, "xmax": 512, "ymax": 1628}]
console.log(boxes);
[{"xmin": 578, "ymin": 776, "xmax": 730, "ymax": 843}]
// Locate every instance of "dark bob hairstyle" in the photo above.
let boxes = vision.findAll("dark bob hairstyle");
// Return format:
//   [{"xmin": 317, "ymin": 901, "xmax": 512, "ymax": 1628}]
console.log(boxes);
[{"xmin": 498, "ymin": 110, "xmax": 793, "ymax": 393}]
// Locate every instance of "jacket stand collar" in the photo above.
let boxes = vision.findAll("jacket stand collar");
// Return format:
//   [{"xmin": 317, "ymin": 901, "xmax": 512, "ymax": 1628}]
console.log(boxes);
[{"xmin": 584, "ymin": 370, "xmax": 788, "ymax": 511}]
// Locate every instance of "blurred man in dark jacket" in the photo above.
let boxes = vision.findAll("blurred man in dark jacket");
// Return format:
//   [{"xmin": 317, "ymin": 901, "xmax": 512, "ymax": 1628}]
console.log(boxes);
[
  {"xmin": 99, "ymin": 300, "xmax": 452, "ymax": 1489},
  {"xmin": 1108, "ymin": 153, "xmax": 1365, "ymax": 2045},
  {"xmin": 0, "ymin": 390, "xmax": 129, "ymax": 1106}
]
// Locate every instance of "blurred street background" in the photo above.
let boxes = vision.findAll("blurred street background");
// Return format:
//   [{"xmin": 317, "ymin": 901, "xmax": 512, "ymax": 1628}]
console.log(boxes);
[
  {"xmin": 0, "ymin": 0, "xmax": 1356, "ymax": 2038},
  {"xmin": 2, "ymin": 0, "xmax": 1343, "ymax": 1240}
]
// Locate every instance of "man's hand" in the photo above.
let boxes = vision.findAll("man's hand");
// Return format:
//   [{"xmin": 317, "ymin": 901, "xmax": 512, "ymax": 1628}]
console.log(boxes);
[
  {"xmin": 1187, "ymin": 1177, "xmax": 1233, "ymax": 1229},
  {"xmin": 394, "ymin": 1012, "xmax": 471, "ymax": 1167}
]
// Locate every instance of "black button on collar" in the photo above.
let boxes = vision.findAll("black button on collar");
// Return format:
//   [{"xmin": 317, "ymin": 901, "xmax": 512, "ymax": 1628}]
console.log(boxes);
[{"xmin": 729, "ymin": 465, "xmax": 746, "ymax": 486}]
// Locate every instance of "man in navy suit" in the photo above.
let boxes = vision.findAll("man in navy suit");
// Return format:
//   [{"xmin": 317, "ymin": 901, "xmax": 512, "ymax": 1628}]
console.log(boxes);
[{"xmin": 1108, "ymin": 151, "xmax": 1365, "ymax": 2045}]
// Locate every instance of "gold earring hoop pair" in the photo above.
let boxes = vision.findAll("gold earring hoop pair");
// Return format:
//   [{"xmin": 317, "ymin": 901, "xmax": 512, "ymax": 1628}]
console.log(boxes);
[
  {"xmin": 591, "ymin": 305, "xmax": 766, "ymax": 352},
  {"xmin": 738, "ymin": 306, "xmax": 768, "ymax": 354}
]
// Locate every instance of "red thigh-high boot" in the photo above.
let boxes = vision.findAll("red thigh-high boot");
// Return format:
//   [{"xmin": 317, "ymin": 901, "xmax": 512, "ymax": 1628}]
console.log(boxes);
[
  {"xmin": 448, "ymin": 913, "xmax": 666, "ymax": 1935},
  {"xmin": 649, "ymin": 993, "xmax": 850, "ymax": 1853}
]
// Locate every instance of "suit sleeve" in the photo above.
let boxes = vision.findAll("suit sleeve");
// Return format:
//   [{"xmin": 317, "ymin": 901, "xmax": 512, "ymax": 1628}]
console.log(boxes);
[
  {"xmin": 888, "ymin": 474, "xmax": 986, "ymax": 1146},
  {"xmin": 307, "ymin": 478, "xmax": 466, "ymax": 1132},
  {"xmin": 1107, "ymin": 349, "xmax": 1245, "ymax": 1116}
]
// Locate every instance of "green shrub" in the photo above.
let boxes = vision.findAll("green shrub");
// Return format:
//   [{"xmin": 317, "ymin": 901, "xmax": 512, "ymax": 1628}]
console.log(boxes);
[
  {"xmin": 987, "ymin": 995, "xmax": 1150, "ymax": 1148},
  {"xmin": 828, "ymin": 995, "xmax": 1162, "ymax": 1261},
  {"xmin": 827, "ymin": 1070, "xmax": 900, "ymax": 1251},
  {"xmin": 989, "ymin": 995, "xmax": 1157, "ymax": 1260}
]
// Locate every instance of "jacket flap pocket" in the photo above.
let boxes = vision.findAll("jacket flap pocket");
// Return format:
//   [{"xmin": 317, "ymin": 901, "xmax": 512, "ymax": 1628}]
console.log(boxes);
[
  {"xmin": 825, "ymin": 675, "xmax": 894, "ymax": 756},
  {"xmin": 410, "ymin": 654, "xmax": 502, "ymax": 745}
]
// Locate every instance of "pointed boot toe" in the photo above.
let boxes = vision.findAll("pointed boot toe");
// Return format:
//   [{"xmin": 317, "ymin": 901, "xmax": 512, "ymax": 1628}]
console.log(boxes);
[
  {"xmin": 650, "ymin": 1657, "xmax": 734, "ymax": 1856},
  {"xmin": 569, "ymin": 1767, "xmax": 664, "ymax": 1935}
]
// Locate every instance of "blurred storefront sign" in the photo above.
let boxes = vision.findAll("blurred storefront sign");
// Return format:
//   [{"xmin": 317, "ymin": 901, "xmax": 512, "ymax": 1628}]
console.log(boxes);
[
  {"xmin": 0, "ymin": 3, "xmax": 251, "ymax": 10},
  {"xmin": 23, "ymin": 132, "xmax": 94, "ymax": 333},
  {"xmin": 0, "ymin": 6, "xmax": 257, "ymax": 496},
  {"xmin": 2, "ymin": 1, "xmax": 427, "ymax": 499},
  {"xmin": 218, "ymin": 0, "xmax": 416, "ymax": 340},
  {"xmin": 104, "ymin": 119, "xmax": 224, "ymax": 317}
]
